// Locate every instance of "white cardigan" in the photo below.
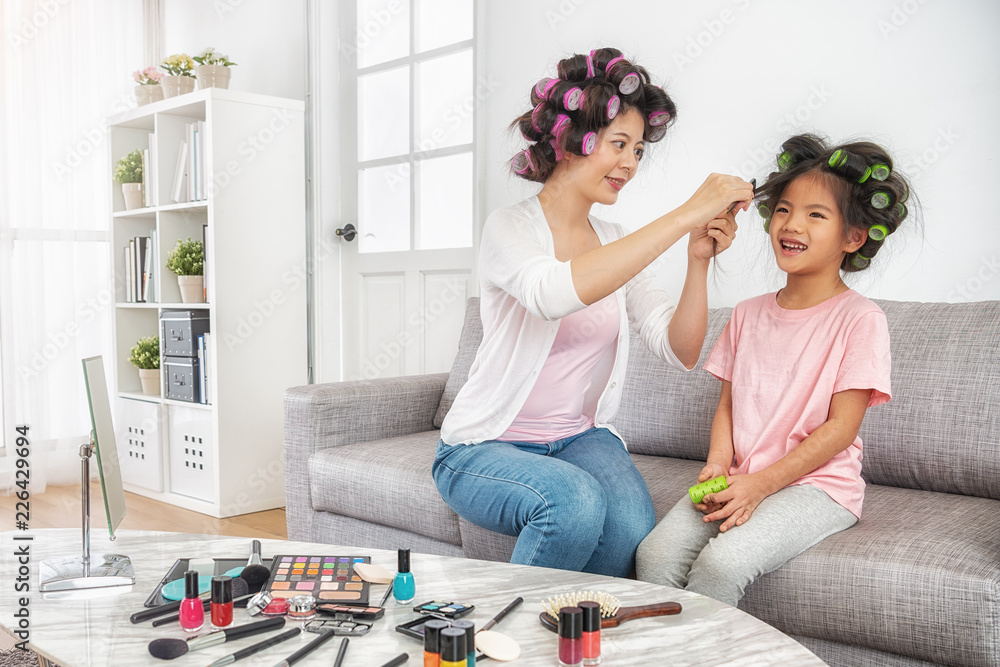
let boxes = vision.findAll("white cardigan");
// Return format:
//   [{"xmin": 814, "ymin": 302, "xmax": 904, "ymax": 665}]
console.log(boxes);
[{"xmin": 440, "ymin": 196, "xmax": 690, "ymax": 446}]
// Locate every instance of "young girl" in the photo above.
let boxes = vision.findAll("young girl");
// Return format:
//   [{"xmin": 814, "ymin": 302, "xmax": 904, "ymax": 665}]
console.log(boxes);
[
  {"xmin": 432, "ymin": 48, "xmax": 753, "ymax": 577},
  {"xmin": 636, "ymin": 134, "xmax": 911, "ymax": 606}
]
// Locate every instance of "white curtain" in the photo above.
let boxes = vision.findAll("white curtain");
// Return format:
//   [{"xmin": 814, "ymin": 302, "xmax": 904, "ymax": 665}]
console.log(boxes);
[{"xmin": 0, "ymin": 0, "xmax": 144, "ymax": 489}]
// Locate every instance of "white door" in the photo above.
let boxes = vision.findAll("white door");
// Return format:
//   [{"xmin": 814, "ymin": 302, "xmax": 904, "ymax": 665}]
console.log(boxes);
[{"xmin": 337, "ymin": 0, "xmax": 478, "ymax": 381}]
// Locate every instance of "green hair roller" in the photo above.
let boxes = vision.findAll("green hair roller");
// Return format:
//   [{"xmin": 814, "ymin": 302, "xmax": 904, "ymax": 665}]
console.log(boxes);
[
  {"xmin": 869, "ymin": 224, "xmax": 889, "ymax": 241},
  {"xmin": 871, "ymin": 164, "xmax": 891, "ymax": 181},
  {"xmin": 871, "ymin": 192, "xmax": 891, "ymax": 209},
  {"xmin": 777, "ymin": 151, "xmax": 793, "ymax": 172},
  {"xmin": 828, "ymin": 150, "xmax": 848, "ymax": 169},
  {"xmin": 852, "ymin": 253, "xmax": 872, "ymax": 269},
  {"xmin": 857, "ymin": 166, "xmax": 872, "ymax": 183},
  {"xmin": 764, "ymin": 219, "xmax": 770, "ymax": 233},
  {"xmin": 758, "ymin": 203, "xmax": 772, "ymax": 219},
  {"xmin": 894, "ymin": 202, "xmax": 907, "ymax": 218},
  {"xmin": 689, "ymin": 476, "xmax": 728, "ymax": 504}
]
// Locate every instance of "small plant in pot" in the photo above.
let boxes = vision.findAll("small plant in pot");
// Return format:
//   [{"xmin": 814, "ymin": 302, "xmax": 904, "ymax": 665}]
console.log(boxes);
[
  {"xmin": 114, "ymin": 149, "xmax": 144, "ymax": 211},
  {"xmin": 192, "ymin": 47, "xmax": 236, "ymax": 90},
  {"xmin": 160, "ymin": 53, "xmax": 196, "ymax": 97},
  {"xmin": 133, "ymin": 66, "xmax": 164, "ymax": 105},
  {"xmin": 166, "ymin": 237, "xmax": 205, "ymax": 303},
  {"xmin": 129, "ymin": 336, "xmax": 161, "ymax": 395}
]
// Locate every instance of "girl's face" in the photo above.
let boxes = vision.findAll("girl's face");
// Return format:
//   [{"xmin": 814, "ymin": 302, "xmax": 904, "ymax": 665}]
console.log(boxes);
[
  {"xmin": 560, "ymin": 108, "xmax": 646, "ymax": 205},
  {"xmin": 769, "ymin": 173, "xmax": 865, "ymax": 277}
]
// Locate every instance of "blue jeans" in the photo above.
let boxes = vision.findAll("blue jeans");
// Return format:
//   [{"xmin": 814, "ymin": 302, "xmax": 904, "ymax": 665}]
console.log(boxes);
[{"xmin": 432, "ymin": 427, "xmax": 655, "ymax": 577}]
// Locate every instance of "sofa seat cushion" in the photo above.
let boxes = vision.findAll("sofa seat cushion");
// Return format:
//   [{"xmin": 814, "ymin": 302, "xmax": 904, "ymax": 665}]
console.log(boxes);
[
  {"xmin": 741, "ymin": 484, "xmax": 1000, "ymax": 667},
  {"xmin": 308, "ymin": 431, "xmax": 461, "ymax": 546}
]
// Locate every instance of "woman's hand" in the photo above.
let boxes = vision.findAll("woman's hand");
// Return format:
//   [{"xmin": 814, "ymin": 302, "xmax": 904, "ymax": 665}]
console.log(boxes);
[
  {"xmin": 701, "ymin": 472, "xmax": 774, "ymax": 531},
  {"xmin": 689, "ymin": 211, "xmax": 738, "ymax": 262},
  {"xmin": 678, "ymin": 173, "xmax": 754, "ymax": 231}
]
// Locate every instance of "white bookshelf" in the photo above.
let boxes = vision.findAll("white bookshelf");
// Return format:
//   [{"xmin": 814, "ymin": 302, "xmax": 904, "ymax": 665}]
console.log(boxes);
[{"xmin": 107, "ymin": 88, "xmax": 306, "ymax": 518}]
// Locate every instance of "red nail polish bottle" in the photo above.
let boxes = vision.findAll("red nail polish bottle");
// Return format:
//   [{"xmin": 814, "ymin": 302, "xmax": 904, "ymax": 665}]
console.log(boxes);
[
  {"xmin": 558, "ymin": 606, "xmax": 583, "ymax": 667},
  {"xmin": 179, "ymin": 570, "xmax": 204, "ymax": 632},
  {"xmin": 579, "ymin": 601, "xmax": 602, "ymax": 665},
  {"xmin": 211, "ymin": 575, "xmax": 234, "ymax": 629}
]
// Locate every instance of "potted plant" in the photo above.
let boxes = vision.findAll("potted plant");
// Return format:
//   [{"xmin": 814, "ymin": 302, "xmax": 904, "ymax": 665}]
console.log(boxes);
[
  {"xmin": 193, "ymin": 47, "xmax": 236, "ymax": 90},
  {"xmin": 166, "ymin": 237, "xmax": 205, "ymax": 303},
  {"xmin": 129, "ymin": 336, "xmax": 161, "ymax": 395},
  {"xmin": 133, "ymin": 67, "xmax": 164, "ymax": 106},
  {"xmin": 114, "ymin": 149, "xmax": 144, "ymax": 210},
  {"xmin": 160, "ymin": 53, "xmax": 196, "ymax": 98}
]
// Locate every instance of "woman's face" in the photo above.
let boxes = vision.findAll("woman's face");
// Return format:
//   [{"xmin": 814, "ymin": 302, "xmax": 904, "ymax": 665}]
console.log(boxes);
[{"xmin": 561, "ymin": 108, "xmax": 645, "ymax": 206}]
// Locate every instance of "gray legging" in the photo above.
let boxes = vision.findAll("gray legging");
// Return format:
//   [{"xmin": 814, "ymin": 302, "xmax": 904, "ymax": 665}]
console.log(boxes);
[{"xmin": 635, "ymin": 483, "xmax": 857, "ymax": 607}]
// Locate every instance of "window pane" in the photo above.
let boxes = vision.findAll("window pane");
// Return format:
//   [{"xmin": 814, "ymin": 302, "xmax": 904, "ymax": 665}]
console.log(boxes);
[
  {"xmin": 417, "ymin": 152, "xmax": 472, "ymax": 249},
  {"xmin": 358, "ymin": 66, "xmax": 410, "ymax": 161},
  {"xmin": 359, "ymin": 164, "xmax": 411, "ymax": 253},
  {"xmin": 416, "ymin": 0, "xmax": 472, "ymax": 53},
  {"xmin": 356, "ymin": 0, "xmax": 410, "ymax": 68},
  {"xmin": 416, "ymin": 50, "xmax": 473, "ymax": 152}
]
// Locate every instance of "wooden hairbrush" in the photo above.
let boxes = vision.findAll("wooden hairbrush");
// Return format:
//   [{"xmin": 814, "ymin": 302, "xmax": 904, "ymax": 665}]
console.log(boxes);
[{"xmin": 537, "ymin": 591, "xmax": 681, "ymax": 632}]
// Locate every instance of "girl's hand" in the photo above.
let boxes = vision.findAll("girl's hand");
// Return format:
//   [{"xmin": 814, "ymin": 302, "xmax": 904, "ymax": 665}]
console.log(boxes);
[
  {"xmin": 701, "ymin": 472, "xmax": 773, "ymax": 531},
  {"xmin": 693, "ymin": 463, "xmax": 728, "ymax": 514},
  {"xmin": 678, "ymin": 174, "xmax": 754, "ymax": 230},
  {"xmin": 689, "ymin": 211, "xmax": 738, "ymax": 263}
]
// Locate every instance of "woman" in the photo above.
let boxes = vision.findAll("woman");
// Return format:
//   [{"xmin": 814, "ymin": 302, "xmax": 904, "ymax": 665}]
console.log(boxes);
[{"xmin": 432, "ymin": 47, "xmax": 753, "ymax": 577}]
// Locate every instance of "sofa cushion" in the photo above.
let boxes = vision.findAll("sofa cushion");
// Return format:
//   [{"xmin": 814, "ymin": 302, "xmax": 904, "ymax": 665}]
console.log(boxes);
[
  {"xmin": 308, "ymin": 430, "xmax": 461, "ymax": 546},
  {"xmin": 434, "ymin": 300, "xmax": 483, "ymax": 428},
  {"xmin": 861, "ymin": 300, "xmax": 1000, "ymax": 500},
  {"xmin": 741, "ymin": 484, "xmax": 1000, "ymax": 667}
]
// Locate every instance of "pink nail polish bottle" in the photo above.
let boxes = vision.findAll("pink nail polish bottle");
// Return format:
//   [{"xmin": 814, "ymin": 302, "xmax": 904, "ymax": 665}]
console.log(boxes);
[{"xmin": 179, "ymin": 570, "xmax": 204, "ymax": 632}]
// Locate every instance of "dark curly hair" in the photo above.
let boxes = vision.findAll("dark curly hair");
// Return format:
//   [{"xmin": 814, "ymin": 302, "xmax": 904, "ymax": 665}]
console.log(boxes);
[
  {"xmin": 508, "ymin": 47, "xmax": 677, "ymax": 183},
  {"xmin": 755, "ymin": 134, "xmax": 912, "ymax": 272}
]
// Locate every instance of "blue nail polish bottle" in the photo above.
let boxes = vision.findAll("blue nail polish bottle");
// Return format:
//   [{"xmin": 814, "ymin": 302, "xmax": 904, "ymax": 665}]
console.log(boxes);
[{"xmin": 393, "ymin": 548, "xmax": 415, "ymax": 604}]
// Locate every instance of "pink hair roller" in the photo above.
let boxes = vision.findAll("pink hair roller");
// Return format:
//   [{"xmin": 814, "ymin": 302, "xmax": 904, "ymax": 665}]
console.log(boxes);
[
  {"xmin": 648, "ymin": 124, "xmax": 667, "ymax": 141},
  {"xmin": 619, "ymin": 72, "xmax": 641, "ymax": 95},
  {"xmin": 531, "ymin": 103, "xmax": 545, "ymax": 132},
  {"xmin": 562, "ymin": 86, "xmax": 583, "ymax": 111},
  {"xmin": 551, "ymin": 138, "xmax": 564, "ymax": 162},
  {"xmin": 581, "ymin": 132, "xmax": 598, "ymax": 155},
  {"xmin": 586, "ymin": 51, "xmax": 596, "ymax": 78},
  {"xmin": 552, "ymin": 114, "xmax": 572, "ymax": 137},
  {"xmin": 649, "ymin": 110, "xmax": 670, "ymax": 126},
  {"xmin": 605, "ymin": 55, "xmax": 625, "ymax": 73},
  {"xmin": 607, "ymin": 95, "xmax": 621, "ymax": 120},
  {"xmin": 540, "ymin": 78, "xmax": 559, "ymax": 100},
  {"xmin": 534, "ymin": 77, "xmax": 552, "ymax": 98},
  {"xmin": 512, "ymin": 149, "xmax": 533, "ymax": 174}
]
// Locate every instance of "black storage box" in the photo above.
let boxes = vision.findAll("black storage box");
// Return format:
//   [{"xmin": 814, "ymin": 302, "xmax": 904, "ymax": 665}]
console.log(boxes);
[
  {"xmin": 164, "ymin": 355, "xmax": 201, "ymax": 403},
  {"xmin": 161, "ymin": 309, "xmax": 210, "ymax": 358}
]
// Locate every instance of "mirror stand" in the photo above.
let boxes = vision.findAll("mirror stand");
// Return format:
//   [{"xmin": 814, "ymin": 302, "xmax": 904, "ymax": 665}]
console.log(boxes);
[{"xmin": 39, "ymin": 434, "xmax": 135, "ymax": 592}]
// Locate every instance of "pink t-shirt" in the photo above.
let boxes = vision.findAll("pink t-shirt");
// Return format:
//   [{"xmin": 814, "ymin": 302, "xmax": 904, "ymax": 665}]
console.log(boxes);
[
  {"xmin": 703, "ymin": 290, "xmax": 892, "ymax": 518},
  {"xmin": 500, "ymin": 293, "xmax": 620, "ymax": 442}
]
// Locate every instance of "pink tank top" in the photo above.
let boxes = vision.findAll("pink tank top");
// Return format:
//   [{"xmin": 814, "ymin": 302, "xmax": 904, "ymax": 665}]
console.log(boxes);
[{"xmin": 500, "ymin": 293, "xmax": 620, "ymax": 442}]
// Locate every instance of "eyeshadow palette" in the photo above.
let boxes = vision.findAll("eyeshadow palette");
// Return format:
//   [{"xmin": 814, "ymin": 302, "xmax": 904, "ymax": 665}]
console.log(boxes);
[
  {"xmin": 413, "ymin": 600, "xmax": 475, "ymax": 619},
  {"xmin": 304, "ymin": 619, "xmax": 372, "ymax": 636},
  {"xmin": 317, "ymin": 603, "xmax": 385, "ymax": 621},
  {"xmin": 265, "ymin": 555, "xmax": 371, "ymax": 605}
]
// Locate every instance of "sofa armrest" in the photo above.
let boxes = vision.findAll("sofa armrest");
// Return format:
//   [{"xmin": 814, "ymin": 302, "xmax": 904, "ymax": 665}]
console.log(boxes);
[{"xmin": 283, "ymin": 373, "xmax": 448, "ymax": 539}]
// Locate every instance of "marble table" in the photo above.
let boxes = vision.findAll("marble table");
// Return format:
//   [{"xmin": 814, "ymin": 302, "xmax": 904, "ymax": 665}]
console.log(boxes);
[{"xmin": 0, "ymin": 530, "xmax": 826, "ymax": 666}]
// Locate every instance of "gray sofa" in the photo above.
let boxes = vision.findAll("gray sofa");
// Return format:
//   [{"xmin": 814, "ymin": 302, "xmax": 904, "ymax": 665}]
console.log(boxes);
[{"xmin": 285, "ymin": 297, "xmax": 1000, "ymax": 667}]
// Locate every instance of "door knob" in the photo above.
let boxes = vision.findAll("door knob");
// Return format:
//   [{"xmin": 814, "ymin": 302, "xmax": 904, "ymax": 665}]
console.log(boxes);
[{"xmin": 335, "ymin": 223, "xmax": 357, "ymax": 242}]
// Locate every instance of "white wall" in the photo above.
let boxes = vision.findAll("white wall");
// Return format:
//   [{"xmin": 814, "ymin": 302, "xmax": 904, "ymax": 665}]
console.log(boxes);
[
  {"xmin": 161, "ymin": 0, "xmax": 306, "ymax": 101},
  {"xmin": 480, "ymin": 0, "xmax": 1000, "ymax": 305}
]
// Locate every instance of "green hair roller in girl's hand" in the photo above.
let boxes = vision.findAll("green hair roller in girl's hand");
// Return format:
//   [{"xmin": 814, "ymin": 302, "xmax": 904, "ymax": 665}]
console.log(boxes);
[
  {"xmin": 869, "ymin": 224, "xmax": 889, "ymax": 241},
  {"xmin": 689, "ymin": 476, "xmax": 728, "ymax": 504}
]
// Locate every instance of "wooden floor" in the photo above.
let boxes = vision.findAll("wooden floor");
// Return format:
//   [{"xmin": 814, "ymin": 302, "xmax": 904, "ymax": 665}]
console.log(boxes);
[{"xmin": 2, "ymin": 481, "xmax": 287, "ymax": 540}]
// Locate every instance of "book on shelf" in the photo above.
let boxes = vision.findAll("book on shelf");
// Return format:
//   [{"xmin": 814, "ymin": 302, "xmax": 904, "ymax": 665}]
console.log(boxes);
[
  {"xmin": 149, "ymin": 229, "xmax": 157, "ymax": 302},
  {"xmin": 148, "ymin": 132, "xmax": 157, "ymax": 207},
  {"xmin": 203, "ymin": 332, "xmax": 212, "ymax": 404},
  {"xmin": 134, "ymin": 236, "xmax": 147, "ymax": 303},
  {"xmin": 141, "ymin": 149, "xmax": 150, "ymax": 208},
  {"xmin": 197, "ymin": 120, "xmax": 206, "ymax": 201},
  {"xmin": 197, "ymin": 334, "xmax": 206, "ymax": 404},
  {"xmin": 202, "ymin": 223, "xmax": 209, "ymax": 302},
  {"xmin": 171, "ymin": 140, "xmax": 188, "ymax": 203},
  {"xmin": 141, "ymin": 235, "xmax": 153, "ymax": 302}
]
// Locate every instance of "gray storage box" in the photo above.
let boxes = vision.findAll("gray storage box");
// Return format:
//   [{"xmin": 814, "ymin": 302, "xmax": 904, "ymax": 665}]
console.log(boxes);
[
  {"xmin": 161, "ymin": 310, "xmax": 210, "ymax": 358},
  {"xmin": 164, "ymin": 355, "xmax": 201, "ymax": 403}
]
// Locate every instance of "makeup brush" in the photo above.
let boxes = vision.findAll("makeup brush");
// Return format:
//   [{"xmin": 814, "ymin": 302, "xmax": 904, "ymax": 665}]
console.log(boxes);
[
  {"xmin": 332, "ymin": 637, "xmax": 350, "ymax": 667},
  {"xmin": 147, "ymin": 617, "xmax": 285, "ymax": 660},
  {"xmin": 240, "ymin": 539, "xmax": 271, "ymax": 592},
  {"xmin": 376, "ymin": 654, "xmax": 409, "ymax": 667},
  {"xmin": 538, "ymin": 591, "xmax": 681, "ymax": 633},
  {"xmin": 205, "ymin": 627, "xmax": 301, "ymax": 667},
  {"xmin": 267, "ymin": 627, "xmax": 338, "ymax": 667}
]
